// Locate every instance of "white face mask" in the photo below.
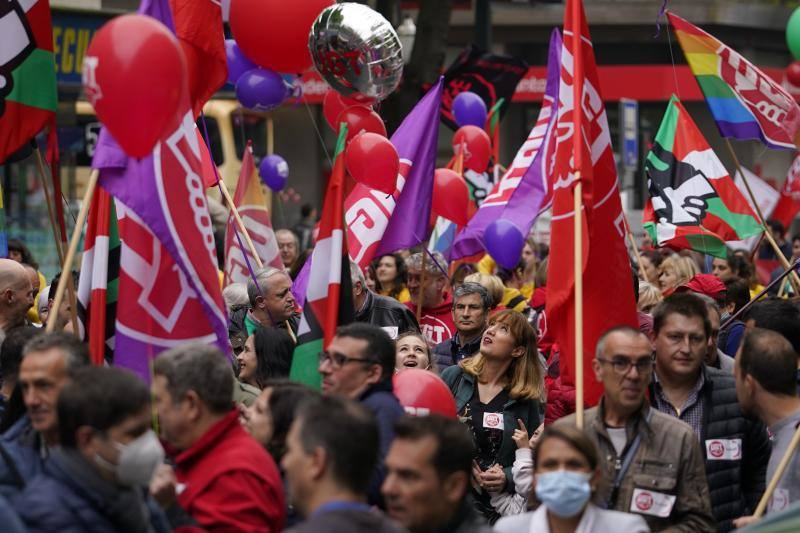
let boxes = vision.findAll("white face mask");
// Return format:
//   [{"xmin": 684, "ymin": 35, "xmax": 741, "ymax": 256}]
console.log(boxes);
[{"xmin": 95, "ymin": 430, "xmax": 165, "ymax": 487}]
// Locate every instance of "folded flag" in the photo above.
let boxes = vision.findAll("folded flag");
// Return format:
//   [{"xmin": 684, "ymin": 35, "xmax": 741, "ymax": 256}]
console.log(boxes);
[
  {"xmin": 290, "ymin": 125, "xmax": 354, "ymax": 388},
  {"xmin": 668, "ymin": 11, "xmax": 800, "ymax": 150},
  {"xmin": 771, "ymin": 154, "xmax": 800, "ymax": 230},
  {"xmin": 643, "ymin": 95, "xmax": 763, "ymax": 258}
]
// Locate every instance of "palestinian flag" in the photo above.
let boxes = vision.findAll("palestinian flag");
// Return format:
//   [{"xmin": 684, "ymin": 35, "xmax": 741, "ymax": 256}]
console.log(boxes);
[
  {"xmin": 77, "ymin": 187, "xmax": 120, "ymax": 366},
  {"xmin": 643, "ymin": 95, "xmax": 763, "ymax": 258},
  {"xmin": 289, "ymin": 125, "xmax": 354, "ymax": 388},
  {"xmin": 0, "ymin": 0, "xmax": 57, "ymax": 163}
]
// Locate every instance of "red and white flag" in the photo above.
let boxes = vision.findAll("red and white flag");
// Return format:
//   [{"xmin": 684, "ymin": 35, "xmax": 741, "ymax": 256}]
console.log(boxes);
[
  {"xmin": 771, "ymin": 154, "xmax": 800, "ymax": 230},
  {"xmin": 545, "ymin": 0, "xmax": 638, "ymax": 406},
  {"xmin": 224, "ymin": 142, "xmax": 282, "ymax": 284}
]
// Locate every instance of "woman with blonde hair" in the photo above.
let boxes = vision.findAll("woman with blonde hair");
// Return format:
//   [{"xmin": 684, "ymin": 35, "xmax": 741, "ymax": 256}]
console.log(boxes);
[
  {"xmin": 657, "ymin": 254, "xmax": 698, "ymax": 295},
  {"xmin": 441, "ymin": 310, "xmax": 544, "ymax": 523},
  {"xmin": 637, "ymin": 280, "xmax": 663, "ymax": 314},
  {"xmin": 465, "ymin": 272, "xmax": 528, "ymax": 313}
]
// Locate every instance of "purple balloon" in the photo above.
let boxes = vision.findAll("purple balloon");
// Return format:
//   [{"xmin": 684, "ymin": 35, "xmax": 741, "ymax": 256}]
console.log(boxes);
[
  {"xmin": 453, "ymin": 91, "xmax": 488, "ymax": 128},
  {"xmin": 484, "ymin": 219, "xmax": 525, "ymax": 270},
  {"xmin": 235, "ymin": 68, "xmax": 287, "ymax": 111},
  {"xmin": 260, "ymin": 154, "xmax": 289, "ymax": 191},
  {"xmin": 225, "ymin": 39, "xmax": 257, "ymax": 85}
]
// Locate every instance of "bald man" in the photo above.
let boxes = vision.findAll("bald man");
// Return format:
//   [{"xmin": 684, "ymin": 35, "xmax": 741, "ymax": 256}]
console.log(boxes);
[
  {"xmin": 275, "ymin": 229, "xmax": 299, "ymax": 270},
  {"xmin": 0, "ymin": 259, "xmax": 33, "ymax": 340}
]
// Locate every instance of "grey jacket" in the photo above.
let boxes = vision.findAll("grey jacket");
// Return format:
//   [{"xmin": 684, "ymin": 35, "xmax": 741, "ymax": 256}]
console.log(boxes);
[{"xmin": 556, "ymin": 399, "xmax": 715, "ymax": 532}]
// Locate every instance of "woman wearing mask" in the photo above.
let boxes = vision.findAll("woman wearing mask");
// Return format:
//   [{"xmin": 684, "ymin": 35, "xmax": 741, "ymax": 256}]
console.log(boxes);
[
  {"xmin": 394, "ymin": 332, "xmax": 434, "ymax": 372},
  {"xmin": 495, "ymin": 425, "xmax": 649, "ymax": 532},
  {"xmin": 441, "ymin": 310, "xmax": 544, "ymax": 524},
  {"xmin": 374, "ymin": 253, "xmax": 411, "ymax": 303}
]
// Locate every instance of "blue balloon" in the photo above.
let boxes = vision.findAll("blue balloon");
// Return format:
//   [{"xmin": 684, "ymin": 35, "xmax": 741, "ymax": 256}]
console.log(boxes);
[
  {"xmin": 260, "ymin": 154, "xmax": 289, "ymax": 191},
  {"xmin": 484, "ymin": 219, "xmax": 525, "ymax": 270},
  {"xmin": 225, "ymin": 39, "xmax": 257, "ymax": 85},
  {"xmin": 452, "ymin": 91, "xmax": 488, "ymax": 128},
  {"xmin": 235, "ymin": 68, "xmax": 287, "ymax": 111}
]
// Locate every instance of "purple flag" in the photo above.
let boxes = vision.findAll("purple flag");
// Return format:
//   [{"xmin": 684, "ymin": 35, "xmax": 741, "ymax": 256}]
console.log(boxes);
[
  {"xmin": 448, "ymin": 29, "xmax": 562, "ymax": 261},
  {"xmin": 344, "ymin": 78, "xmax": 443, "ymax": 268},
  {"xmin": 91, "ymin": 0, "xmax": 230, "ymax": 378}
]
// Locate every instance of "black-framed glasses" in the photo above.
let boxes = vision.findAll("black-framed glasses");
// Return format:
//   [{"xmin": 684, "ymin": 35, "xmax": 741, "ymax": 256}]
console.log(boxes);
[
  {"xmin": 318, "ymin": 351, "xmax": 375, "ymax": 370},
  {"xmin": 596, "ymin": 356, "xmax": 654, "ymax": 375}
]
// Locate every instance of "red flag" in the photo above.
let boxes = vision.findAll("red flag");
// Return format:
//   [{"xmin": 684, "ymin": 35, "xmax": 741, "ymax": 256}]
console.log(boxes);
[
  {"xmin": 545, "ymin": 0, "xmax": 638, "ymax": 406},
  {"xmin": 169, "ymin": 0, "xmax": 227, "ymax": 118},
  {"xmin": 224, "ymin": 142, "xmax": 283, "ymax": 284},
  {"xmin": 771, "ymin": 154, "xmax": 800, "ymax": 229}
]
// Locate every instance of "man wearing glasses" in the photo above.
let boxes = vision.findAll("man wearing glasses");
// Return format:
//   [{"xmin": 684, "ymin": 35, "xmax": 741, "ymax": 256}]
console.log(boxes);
[
  {"xmin": 318, "ymin": 323, "xmax": 405, "ymax": 509},
  {"xmin": 649, "ymin": 293, "xmax": 770, "ymax": 532},
  {"xmin": 556, "ymin": 325, "xmax": 715, "ymax": 531}
]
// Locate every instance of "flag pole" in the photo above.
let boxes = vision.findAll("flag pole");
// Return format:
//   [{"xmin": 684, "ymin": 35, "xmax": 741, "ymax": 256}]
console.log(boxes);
[
  {"xmin": 623, "ymin": 212, "xmax": 650, "ymax": 284},
  {"xmin": 725, "ymin": 139, "xmax": 800, "ymax": 292},
  {"xmin": 416, "ymin": 250, "xmax": 426, "ymax": 323},
  {"xmin": 574, "ymin": 175, "xmax": 584, "ymax": 430},
  {"xmin": 46, "ymin": 169, "xmax": 99, "ymax": 332},
  {"xmin": 753, "ymin": 424, "xmax": 800, "ymax": 518},
  {"xmin": 218, "ymin": 180, "xmax": 264, "ymax": 270}
]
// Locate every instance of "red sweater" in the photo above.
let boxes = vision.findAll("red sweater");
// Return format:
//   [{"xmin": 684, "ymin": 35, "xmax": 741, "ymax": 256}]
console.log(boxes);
[
  {"xmin": 405, "ymin": 293, "xmax": 456, "ymax": 345},
  {"xmin": 174, "ymin": 410, "xmax": 286, "ymax": 533}
]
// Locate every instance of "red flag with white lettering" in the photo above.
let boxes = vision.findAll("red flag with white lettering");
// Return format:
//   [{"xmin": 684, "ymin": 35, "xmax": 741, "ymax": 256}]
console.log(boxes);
[
  {"xmin": 545, "ymin": 0, "xmax": 638, "ymax": 407},
  {"xmin": 771, "ymin": 154, "xmax": 800, "ymax": 229}
]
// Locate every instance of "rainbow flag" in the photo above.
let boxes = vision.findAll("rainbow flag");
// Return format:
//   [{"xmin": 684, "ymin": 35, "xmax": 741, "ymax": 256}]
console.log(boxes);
[{"xmin": 668, "ymin": 12, "xmax": 800, "ymax": 151}]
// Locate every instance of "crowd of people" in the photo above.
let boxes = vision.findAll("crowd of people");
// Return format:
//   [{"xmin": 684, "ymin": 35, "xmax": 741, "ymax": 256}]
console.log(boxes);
[{"xmin": 0, "ymin": 219, "xmax": 798, "ymax": 533}]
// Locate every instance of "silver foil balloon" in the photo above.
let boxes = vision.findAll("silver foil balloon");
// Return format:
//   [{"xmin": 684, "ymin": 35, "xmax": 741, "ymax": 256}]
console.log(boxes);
[{"xmin": 309, "ymin": 3, "xmax": 403, "ymax": 103}]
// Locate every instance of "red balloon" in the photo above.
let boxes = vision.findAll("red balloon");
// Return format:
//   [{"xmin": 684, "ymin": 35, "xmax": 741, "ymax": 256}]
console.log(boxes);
[
  {"xmin": 393, "ymin": 369, "xmax": 457, "ymax": 418},
  {"xmin": 230, "ymin": 0, "xmax": 334, "ymax": 73},
  {"xmin": 83, "ymin": 15, "xmax": 186, "ymax": 158},
  {"xmin": 453, "ymin": 125, "xmax": 491, "ymax": 172},
  {"xmin": 787, "ymin": 61, "xmax": 800, "ymax": 87},
  {"xmin": 432, "ymin": 168, "xmax": 470, "ymax": 226},
  {"xmin": 336, "ymin": 106, "xmax": 387, "ymax": 142},
  {"xmin": 323, "ymin": 91, "xmax": 367, "ymax": 130},
  {"xmin": 345, "ymin": 133, "xmax": 399, "ymax": 194}
]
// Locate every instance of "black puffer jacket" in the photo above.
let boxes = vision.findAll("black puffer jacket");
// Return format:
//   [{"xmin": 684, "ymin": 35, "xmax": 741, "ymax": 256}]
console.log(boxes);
[
  {"xmin": 354, "ymin": 291, "xmax": 419, "ymax": 337},
  {"xmin": 651, "ymin": 365, "xmax": 770, "ymax": 532}
]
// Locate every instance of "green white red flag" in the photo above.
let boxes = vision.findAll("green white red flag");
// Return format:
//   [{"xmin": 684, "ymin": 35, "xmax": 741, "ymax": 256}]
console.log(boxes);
[
  {"xmin": 643, "ymin": 95, "xmax": 763, "ymax": 258},
  {"xmin": 289, "ymin": 125, "xmax": 354, "ymax": 388},
  {"xmin": 0, "ymin": 0, "xmax": 57, "ymax": 163},
  {"xmin": 77, "ymin": 186, "xmax": 120, "ymax": 365}
]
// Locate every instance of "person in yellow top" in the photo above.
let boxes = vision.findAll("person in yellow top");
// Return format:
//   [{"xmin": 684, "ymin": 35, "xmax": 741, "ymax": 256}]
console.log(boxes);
[
  {"xmin": 477, "ymin": 236, "xmax": 539, "ymax": 300},
  {"xmin": 374, "ymin": 253, "xmax": 411, "ymax": 304}
]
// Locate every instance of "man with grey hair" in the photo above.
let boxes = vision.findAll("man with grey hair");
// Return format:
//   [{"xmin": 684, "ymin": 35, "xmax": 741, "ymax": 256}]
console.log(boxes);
[
  {"xmin": 350, "ymin": 261, "xmax": 418, "ymax": 339},
  {"xmin": 150, "ymin": 343, "xmax": 286, "ymax": 531},
  {"xmin": 0, "ymin": 332, "xmax": 89, "ymax": 498},
  {"xmin": 276, "ymin": 229, "xmax": 299, "ymax": 269},
  {"xmin": 404, "ymin": 251, "xmax": 455, "ymax": 346},
  {"xmin": 432, "ymin": 282, "xmax": 490, "ymax": 370},
  {"xmin": 228, "ymin": 266, "xmax": 298, "ymax": 344}
]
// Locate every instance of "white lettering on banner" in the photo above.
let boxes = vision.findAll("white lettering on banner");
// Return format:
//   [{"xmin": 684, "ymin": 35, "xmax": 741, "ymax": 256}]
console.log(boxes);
[
  {"xmin": 630, "ymin": 488, "xmax": 676, "ymax": 518},
  {"xmin": 82, "ymin": 55, "xmax": 102, "ymax": 105},
  {"xmin": 613, "ymin": 212, "xmax": 625, "ymax": 238},
  {"xmin": 704, "ymin": 438, "xmax": 742, "ymax": 461},
  {"xmin": 346, "ymin": 197, "xmax": 390, "ymax": 265}
]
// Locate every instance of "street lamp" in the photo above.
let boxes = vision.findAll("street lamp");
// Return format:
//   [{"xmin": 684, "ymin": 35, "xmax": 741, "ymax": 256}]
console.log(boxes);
[{"xmin": 397, "ymin": 16, "xmax": 416, "ymax": 65}]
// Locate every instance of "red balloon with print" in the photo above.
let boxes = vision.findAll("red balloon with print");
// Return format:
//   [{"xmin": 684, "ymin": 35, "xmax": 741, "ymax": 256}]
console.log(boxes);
[
  {"xmin": 345, "ymin": 132, "xmax": 399, "ymax": 194},
  {"xmin": 453, "ymin": 125, "xmax": 491, "ymax": 173},
  {"xmin": 230, "ymin": 0, "xmax": 334, "ymax": 74},
  {"xmin": 323, "ymin": 91, "xmax": 367, "ymax": 130},
  {"xmin": 393, "ymin": 369, "xmax": 457, "ymax": 418},
  {"xmin": 787, "ymin": 61, "xmax": 800, "ymax": 87},
  {"xmin": 432, "ymin": 168, "xmax": 470, "ymax": 226},
  {"xmin": 83, "ymin": 14, "xmax": 187, "ymax": 157},
  {"xmin": 336, "ymin": 106, "xmax": 387, "ymax": 142}
]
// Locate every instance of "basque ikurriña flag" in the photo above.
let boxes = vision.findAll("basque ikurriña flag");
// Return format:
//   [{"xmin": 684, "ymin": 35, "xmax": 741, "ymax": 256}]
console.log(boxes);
[
  {"xmin": 545, "ymin": 0, "xmax": 638, "ymax": 407},
  {"xmin": 448, "ymin": 28, "xmax": 561, "ymax": 262},
  {"xmin": 77, "ymin": 187, "xmax": 120, "ymax": 366},
  {"xmin": 0, "ymin": 0, "xmax": 57, "ymax": 163},
  {"xmin": 345, "ymin": 78, "xmax": 443, "ymax": 269},
  {"xmin": 290, "ymin": 125, "xmax": 354, "ymax": 388},
  {"xmin": 224, "ymin": 141, "xmax": 282, "ymax": 285},
  {"xmin": 643, "ymin": 96, "xmax": 763, "ymax": 259},
  {"xmin": 90, "ymin": 0, "xmax": 231, "ymax": 379},
  {"xmin": 668, "ymin": 12, "xmax": 800, "ymax": 150}
]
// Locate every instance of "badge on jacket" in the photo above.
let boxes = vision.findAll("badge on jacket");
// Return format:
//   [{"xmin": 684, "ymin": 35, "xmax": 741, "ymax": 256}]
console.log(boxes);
[
  {"xmin": 630, "ymin": 488, "xmax": 676, "ymax": 517},
  {"xmin": 482, "ymin": 412, "xmax": 504, "ymax": 430},
  {"xmin": 704, "ymin": 438, "xmax": 742, "ymax": 460}
]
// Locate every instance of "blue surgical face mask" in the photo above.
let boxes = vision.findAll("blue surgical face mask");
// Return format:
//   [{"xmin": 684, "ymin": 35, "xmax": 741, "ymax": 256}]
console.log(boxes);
[{"xmin": 535, "ymin": 470, "xmax": 592, "ymax": 518}]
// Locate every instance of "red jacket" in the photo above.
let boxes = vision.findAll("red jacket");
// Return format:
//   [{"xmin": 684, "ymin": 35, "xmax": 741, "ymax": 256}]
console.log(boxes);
[
  {"xmin": 405, "ymin": 293, "xmax": 455, "ymax": 345},
  {"xmin": 174, "ymin": 410, "xmax": 285, "ymax": 533}
]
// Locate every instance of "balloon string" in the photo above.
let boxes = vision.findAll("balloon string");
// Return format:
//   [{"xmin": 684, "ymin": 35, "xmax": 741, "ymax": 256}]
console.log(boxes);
[
  {"xmin": 423, "ymin": 247, "xmax": 450, "ymax": 281},
  {"xmin": 301, "ymin": 91, "xmax": 333, "ymax": 167}
]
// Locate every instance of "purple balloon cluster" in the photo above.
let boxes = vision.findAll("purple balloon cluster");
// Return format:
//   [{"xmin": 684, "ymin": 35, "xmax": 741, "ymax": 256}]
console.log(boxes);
[{"xmin": 226, "ymin": 39, "xmax": 293, "ymax": 111}]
